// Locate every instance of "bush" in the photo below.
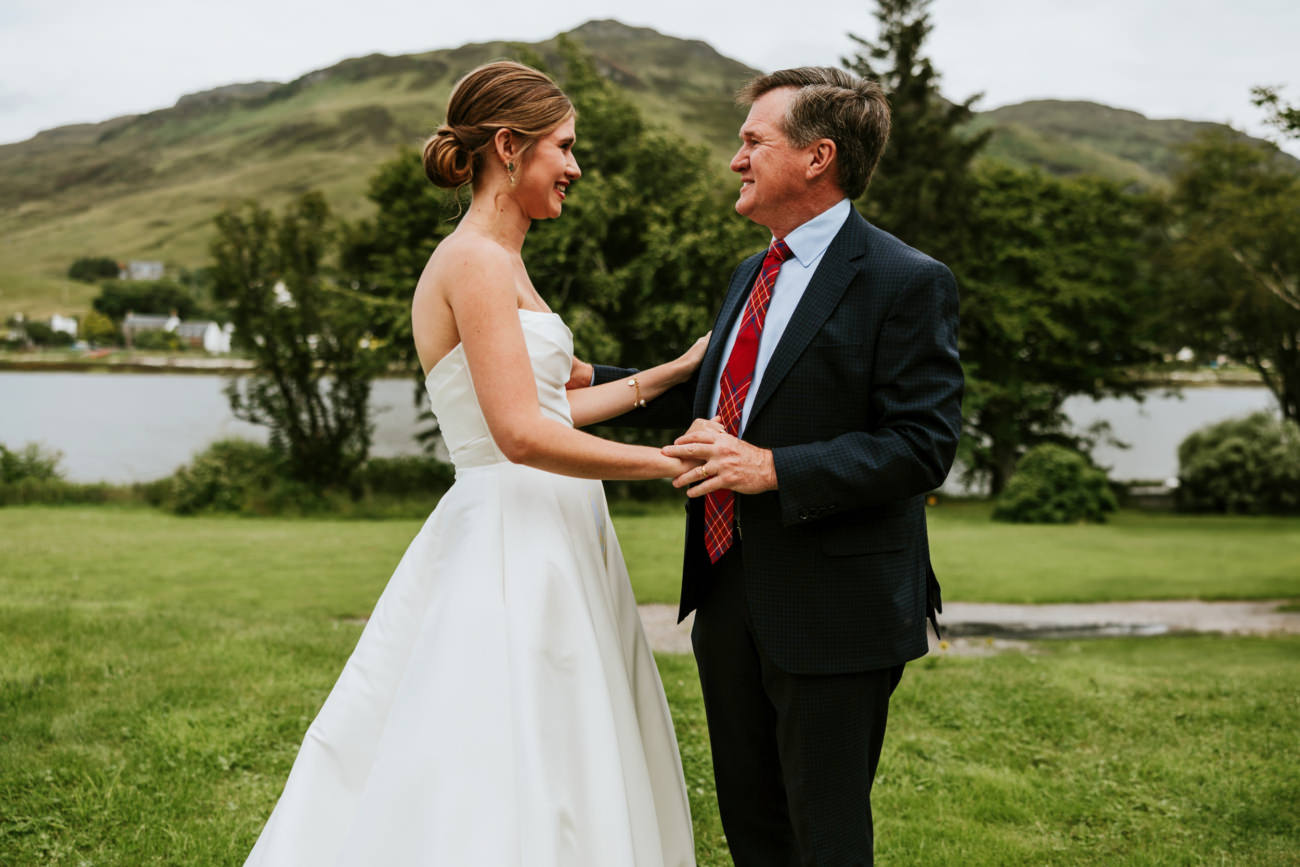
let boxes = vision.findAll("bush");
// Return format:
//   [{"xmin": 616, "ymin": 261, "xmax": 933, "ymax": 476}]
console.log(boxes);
[
  {"xmin": 0, "ymin": 478, "xmax": 125, "ymax": 507},
  {"xmin": 132, "ymin": 329, "xmax": 184, "ymax": 351},
  {"xmin": 1, "ymin": 443, "xmax": 63, "ymax": 483},
  {"xmin": 992, "ymin": 444, "xmax": 1118, "ymax": 524},
  {"xmin": 22, "ymin": 321, "xmax": 74, "ymax": 347},
  {"xmin": 0, "ymin": 443, "xmax": 132, "ymax": 506},
  {"xmin": 165, "ymin": 439, "xmax": 285, "ymax": 515},
  {"xmin": 164, "ymin": 440, "xmax": 455, "ymax": 516},
  {"xmin": 1177, "ymin": 412, "xmax": 1300, "ymax": 514}
]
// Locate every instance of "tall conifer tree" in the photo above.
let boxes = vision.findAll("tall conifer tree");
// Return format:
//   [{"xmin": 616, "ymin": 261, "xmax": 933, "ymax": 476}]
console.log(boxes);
[{"xmin": 843, "ymin": 0, "xmax": 988, "ymax": 264}]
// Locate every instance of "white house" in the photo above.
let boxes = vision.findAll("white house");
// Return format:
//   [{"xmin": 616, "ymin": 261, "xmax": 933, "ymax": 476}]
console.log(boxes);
[
  {"xmin": 119, "ymin": 260, "xmax": 165, "ymax": 281},
  {"xmin": 49, "ymin": 314, "xmax": 78, "ymax": 337},
  {"xmin": 121, "ymin": 312, "xmax": 179, "ymax": 347},
  {"xmin": 175, "ymin": 320, "xmax": 234, "ymax": 353},
  {"xmin": 122, "ymin": 313, "xmax": 234, "ymax": 353}
]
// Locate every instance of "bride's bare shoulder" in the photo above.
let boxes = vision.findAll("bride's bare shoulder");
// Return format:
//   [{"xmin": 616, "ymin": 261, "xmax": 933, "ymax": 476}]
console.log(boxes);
[
  {"xmin": 417, "ymin": 233, "xmax": 515, "ymax": 307},
  {"xmin": 423, "ymin": 232, "xmax": 511, "ymax": 278}
]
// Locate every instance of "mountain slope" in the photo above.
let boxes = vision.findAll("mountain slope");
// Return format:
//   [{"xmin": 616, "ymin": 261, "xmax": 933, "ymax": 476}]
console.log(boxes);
[
  {"xmin": 0, "ymin": 20, "xmax": 756, "ymax": 317},
  {"xmin": 972, "ymin": 99, "xmax": 1250, "ymax": 187},
  {"xmin": 1, "ymin": 19, "xmax": 1289, "ymax": 318}
]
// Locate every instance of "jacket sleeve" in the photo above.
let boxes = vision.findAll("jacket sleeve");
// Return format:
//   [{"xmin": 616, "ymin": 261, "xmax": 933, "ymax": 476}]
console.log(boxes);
[
  {"xmin": 770, "ymin": 261, "xmax": 963, "ymax": 526},
  {"xmin": 589, "ymin": 365, "xmax": 697, "ymax": 430}
]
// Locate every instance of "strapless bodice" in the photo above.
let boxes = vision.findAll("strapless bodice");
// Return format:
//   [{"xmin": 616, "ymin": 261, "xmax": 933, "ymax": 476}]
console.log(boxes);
[{"xmin": 423, "ymin": 309, "xmax": 574, "ymax": 471}]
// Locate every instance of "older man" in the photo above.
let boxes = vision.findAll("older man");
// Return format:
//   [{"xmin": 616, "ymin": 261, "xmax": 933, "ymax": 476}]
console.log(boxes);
[{"xmin": 586, "ymin": 67, "xmax": 962, "ymax": 864}]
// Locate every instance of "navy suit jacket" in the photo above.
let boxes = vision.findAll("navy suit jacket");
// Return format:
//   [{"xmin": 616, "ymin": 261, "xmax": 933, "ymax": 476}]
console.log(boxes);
[{"xmin": 597, "ymin": 208, "xmax": 962, "ymax": 674}]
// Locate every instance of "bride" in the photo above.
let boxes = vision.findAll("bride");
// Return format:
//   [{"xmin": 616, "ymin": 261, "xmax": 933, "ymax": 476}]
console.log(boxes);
[{"xmin": 245, "ymin": 61, "xmax": 703, "ymax": 866}]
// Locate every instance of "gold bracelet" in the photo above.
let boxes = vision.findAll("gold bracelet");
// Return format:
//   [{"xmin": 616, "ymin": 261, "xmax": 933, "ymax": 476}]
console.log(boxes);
[{"xmin": 626, "ymin": 377, "xmax": 646, "ymax": 409}]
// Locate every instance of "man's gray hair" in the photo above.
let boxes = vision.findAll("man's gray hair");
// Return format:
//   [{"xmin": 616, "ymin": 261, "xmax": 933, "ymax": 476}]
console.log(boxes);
[{"xmin": 738, "ymin": 67, "xmax": 890, "ymax": 199}]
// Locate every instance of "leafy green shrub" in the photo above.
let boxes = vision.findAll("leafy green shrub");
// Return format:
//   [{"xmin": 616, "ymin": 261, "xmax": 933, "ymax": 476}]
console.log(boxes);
[
  {"xmin": 166, "ymin": 439, "xmax": 284, "ymax": 515},
  {"xmin": 0, "ymin": 443, "xmax": 132, "ymax": 506},
  {"xmin": 1, "ymin": 443, "xmax": 63, "ymax": 483},
  {"xmin": 992, "ymin": 443, "xmax": 1118, "ymax": 523},
  {"xmin": 132, "ymin": 329, "xmax": 184, "ymax": 351},
  {"xmin": 21, "ymin": 321, "xmax": 74, "ymax": 347},
  {"xmin": 0, "ymin": 478, "xmax": 124, "ymax": 506},
  {"xmin": 164, "ymin": 441, "xmax": 454, "ymax": 516},
  {"xmin": 1177, "ymin": 412, "xmax": 1300, "ymax": 514}
]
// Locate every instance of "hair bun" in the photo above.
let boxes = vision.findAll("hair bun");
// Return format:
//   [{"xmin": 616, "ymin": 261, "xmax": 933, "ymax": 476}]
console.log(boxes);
[
  {"xmin": 423, "ymin": 126, "xmax": 473, "ymax": 188},
  {"xmin": 422, "ymin": 62, "xmax": 573, "ymax": 193}
]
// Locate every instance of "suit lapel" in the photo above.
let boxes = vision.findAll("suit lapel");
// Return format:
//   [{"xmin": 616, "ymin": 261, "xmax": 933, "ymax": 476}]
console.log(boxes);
[
  {"xmin": 693, "ymin": 252, "xmax": 764, "ymax": 417},
  {"xmin": 746, "ymin": 210, "xmax": 869, "ymax": 425}
]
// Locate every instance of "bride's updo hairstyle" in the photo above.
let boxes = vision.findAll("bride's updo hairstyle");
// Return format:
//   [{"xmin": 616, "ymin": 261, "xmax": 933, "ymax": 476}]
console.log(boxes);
[{"xmin": 424, "ymin": 61, "xmax": 574, "ymax": 190}]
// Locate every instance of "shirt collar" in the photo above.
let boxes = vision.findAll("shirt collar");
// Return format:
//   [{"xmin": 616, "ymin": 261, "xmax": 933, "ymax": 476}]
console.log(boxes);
[{"xmin": 776, "ymin": 198, "xmax": 851, "ymax": 268}]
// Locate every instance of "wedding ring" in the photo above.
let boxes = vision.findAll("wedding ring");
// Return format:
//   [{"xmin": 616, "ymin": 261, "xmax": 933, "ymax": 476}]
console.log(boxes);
[{"xmin": 697, "ymin": 465, "xmax": 709, "ymax": 480}]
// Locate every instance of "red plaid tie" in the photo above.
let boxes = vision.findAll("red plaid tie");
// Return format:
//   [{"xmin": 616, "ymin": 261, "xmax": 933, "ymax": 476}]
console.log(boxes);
[{"xmin": 704, "ymin": 238, "xmax": 793, "ymax": 563}]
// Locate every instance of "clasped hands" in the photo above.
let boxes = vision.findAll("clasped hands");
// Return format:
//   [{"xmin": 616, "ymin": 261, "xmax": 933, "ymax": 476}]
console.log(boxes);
[{"xmin": 662, "ymin": 417, "xmax": 778, "ymax": 497}]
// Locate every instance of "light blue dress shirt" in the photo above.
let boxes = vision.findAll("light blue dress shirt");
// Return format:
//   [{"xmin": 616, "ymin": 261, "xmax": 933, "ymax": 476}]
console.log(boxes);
[{"xmin": 708, "ymin": 198, "xmax": 852, "ymax": 434}]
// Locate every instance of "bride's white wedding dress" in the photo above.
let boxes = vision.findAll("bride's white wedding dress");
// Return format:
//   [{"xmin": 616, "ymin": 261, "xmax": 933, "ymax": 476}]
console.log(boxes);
[{"xmin": 246, "ymin": 309, "xmax": 695, "ymax": 866}]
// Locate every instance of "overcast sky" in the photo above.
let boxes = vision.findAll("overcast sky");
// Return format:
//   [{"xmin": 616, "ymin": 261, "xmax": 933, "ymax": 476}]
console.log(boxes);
[{"xmin": 3, "ymin": 0, "xmax": 1297, "ymax": 154}]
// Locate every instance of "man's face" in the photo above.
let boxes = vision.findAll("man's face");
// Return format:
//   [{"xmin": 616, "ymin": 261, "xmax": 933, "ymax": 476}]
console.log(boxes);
[{"xmin": 730, "ymin": 87, "xmax": 809, "ymax": 234}]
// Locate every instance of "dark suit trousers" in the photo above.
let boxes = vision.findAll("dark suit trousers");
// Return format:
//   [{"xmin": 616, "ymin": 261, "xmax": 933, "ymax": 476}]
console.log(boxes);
[{"xmin": 692, "ymin": 544, "xmax": 905, "ymax": 866}]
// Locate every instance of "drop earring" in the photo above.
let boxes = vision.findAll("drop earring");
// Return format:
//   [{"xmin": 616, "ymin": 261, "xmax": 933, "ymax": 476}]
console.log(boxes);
[{"xmin": 506, "ymin": 161, "xmax": 517, "ymax": 186}]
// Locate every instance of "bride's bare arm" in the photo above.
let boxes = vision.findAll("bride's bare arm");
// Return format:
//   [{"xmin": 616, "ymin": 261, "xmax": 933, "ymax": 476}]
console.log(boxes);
[
  {"xmin": 565, "ymin": 334, "xmax": 708, "ymax": 428},
  {"xmin": 445, "ymin": 249, "xmax": 697, "ymax": 481}
]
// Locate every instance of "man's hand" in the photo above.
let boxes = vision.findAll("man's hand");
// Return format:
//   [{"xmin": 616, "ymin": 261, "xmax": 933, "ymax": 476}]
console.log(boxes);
[
  {"xmin": 662, "ymin": 418, "xmax": 778, "ymax": 497},
  {"xmin": 566, "ymin": 357, "xmax": 595, "ymax": 390}
]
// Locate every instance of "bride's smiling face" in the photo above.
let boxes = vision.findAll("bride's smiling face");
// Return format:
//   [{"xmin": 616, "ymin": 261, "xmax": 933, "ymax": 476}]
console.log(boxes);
[{"xmin": 514, "ymin": 115, "xmax": 580, "ymax": 220}]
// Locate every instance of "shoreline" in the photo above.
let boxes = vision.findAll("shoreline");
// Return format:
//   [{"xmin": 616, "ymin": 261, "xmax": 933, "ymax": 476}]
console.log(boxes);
[
  {"xmin": 0, "ymin": 354, "xmax": 1269, "ymax": 387},
  {"xmin": 0, "ymin": 354, "xmax": 414, "ymax": 379}
]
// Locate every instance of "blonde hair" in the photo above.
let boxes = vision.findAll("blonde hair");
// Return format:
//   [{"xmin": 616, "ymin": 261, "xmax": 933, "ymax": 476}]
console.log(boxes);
[{"xmin": 423, "ymin": 61, "xmax": 574, "ymax": 189}]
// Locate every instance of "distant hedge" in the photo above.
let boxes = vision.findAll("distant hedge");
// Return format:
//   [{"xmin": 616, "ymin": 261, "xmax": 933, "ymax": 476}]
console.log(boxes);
[
  {"xmin": 0, "ymin": 443, "xmax": 133, "ymax": 506},
  {"xmin": 162, "ymin": 439, "xmax": 455, "ymax": 517}
]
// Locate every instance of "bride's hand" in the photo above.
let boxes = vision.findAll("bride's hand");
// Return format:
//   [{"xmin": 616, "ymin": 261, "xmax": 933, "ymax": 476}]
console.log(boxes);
[
  {"xmin": 673, "ymin": 332, "xmax": 711, "ymax": 383},
  {"xmin": 663, "ymin": 455, "xmax": 704, "ymax": 481}
]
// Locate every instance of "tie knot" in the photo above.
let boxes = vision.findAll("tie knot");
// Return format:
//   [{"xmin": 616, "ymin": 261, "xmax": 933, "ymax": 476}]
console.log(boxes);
[{"xmin": 769, "ymin": 239, "xmax": 793, "ymax": 263}]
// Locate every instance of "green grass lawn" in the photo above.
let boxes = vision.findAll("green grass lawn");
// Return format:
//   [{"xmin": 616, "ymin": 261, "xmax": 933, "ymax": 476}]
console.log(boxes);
[
  {"xmin": 926, "ymin": 501, "xmax": 1300, "ymax": 604},
  {"xmin": 2, "ymin": 505, "xmax": 1298, "ymax": 863},
  {"xmin": 614, "ymin": 499, "xmax": 1300, "ymax": 606}
]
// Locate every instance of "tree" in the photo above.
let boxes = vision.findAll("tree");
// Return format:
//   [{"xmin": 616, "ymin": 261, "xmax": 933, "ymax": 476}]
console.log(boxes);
[
  {"xmin": 1252, "ymin": 85, "xmax": 1300, "ymax": 139},
  {"xmin": 959, "ymin": 165, "xmax": 1163, "ymax": 491},
  {"xmin": 79, "ymin": 310, "xmax": 119, "ymax": 346},
  {"xmin": 210, "ymin": 192, "xmax": 394, "ymax": 493},
  {"xmin": 843, "ymin": 0, "xmax": 1161, "ymax": 493},
  {"xmin": 335, "ymin": 149, "xmax": 460, "ymax": 452},
  {"xmin": 67, "ymin": 256, "xmax": 120, "ymax": 282},
  {"xmin": 21, "ymin": 321, "xmax": 73, "ymax": 347},
  {"xmin": 1163, "ymin": 131, "xmax": 1300, "ymax": 422},
  {"xmin": 842, "ymin": 0, "xmax": 989, "ymax": 265},
  {"xmin": 92, "ymin": 279, "xmax": 203, "ymax": 320}
]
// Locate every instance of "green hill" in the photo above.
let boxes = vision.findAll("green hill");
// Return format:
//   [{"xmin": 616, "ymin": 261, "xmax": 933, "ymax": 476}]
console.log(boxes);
[
  {"xmin": 971, "ymin": 99, "xmax": 1255, "ymax": 188},
  {"xmin": 0, "ymin": 20, "xmax": 754, "ymax": 318},
  {"xmin": 0, "ymin": 19, "xmax": 1289, "ymax": 318}
]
